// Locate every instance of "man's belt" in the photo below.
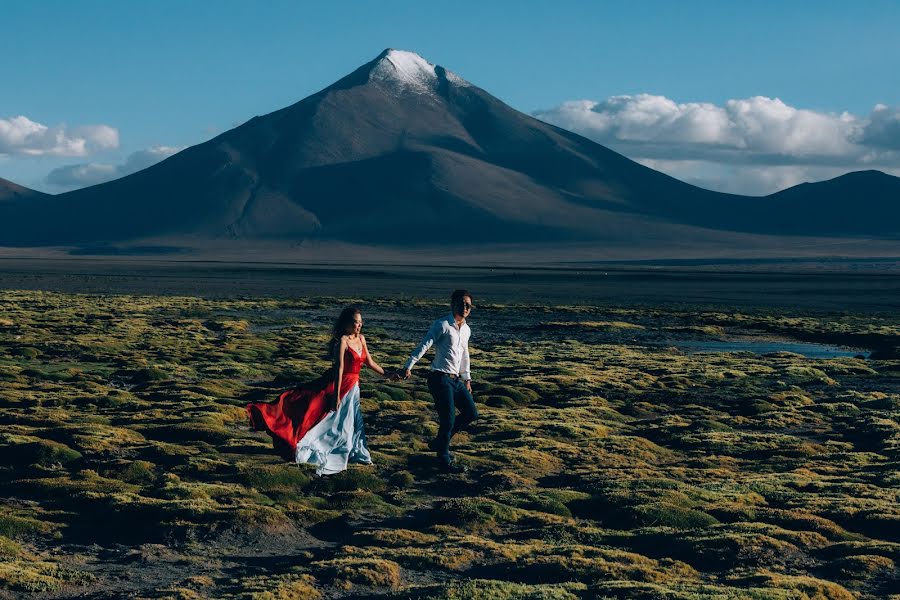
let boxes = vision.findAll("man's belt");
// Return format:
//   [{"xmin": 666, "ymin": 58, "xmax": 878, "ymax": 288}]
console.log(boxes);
[{"xmin": 430, "ymin": 371, "xmax": 458, "ymax": 380}]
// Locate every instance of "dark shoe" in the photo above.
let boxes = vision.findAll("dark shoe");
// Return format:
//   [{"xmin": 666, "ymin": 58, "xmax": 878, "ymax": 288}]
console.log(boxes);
[
  {"xmin": 439, "ymin": 460, "xmax": 467, "ymax": 474},
  {"xmin": 428, "ymin": 439, "xmax": 451, "ymax": 461}
]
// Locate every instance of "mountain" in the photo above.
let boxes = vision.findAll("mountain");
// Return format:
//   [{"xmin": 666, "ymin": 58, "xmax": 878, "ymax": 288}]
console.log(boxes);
[
  {"xmin": 0, "ymin": 49, "xmax": 720, "ymax": 246},
  {"xmin": 655, "ymin": 169, "xmax": 900, "ymax": 238},
  {"xmin": 0, "ymin": 49, "xmax": 898, "ymax": 249},
  {"xmin": 0, "ymin": 177, "xmax": 46, "ymax": 203},
  {"xmin": 754, "ymin": 170, "xmax": 900, "ymax": 236}
]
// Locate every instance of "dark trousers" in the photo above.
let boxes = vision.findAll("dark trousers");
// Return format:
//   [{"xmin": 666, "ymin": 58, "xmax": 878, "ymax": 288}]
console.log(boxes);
[{"xmin": 427, "ymin": 371, "xmax": 478, "ymax": 462}]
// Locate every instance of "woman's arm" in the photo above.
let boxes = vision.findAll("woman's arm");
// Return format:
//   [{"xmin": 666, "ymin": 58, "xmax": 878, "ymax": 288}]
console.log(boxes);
[
  {"xmin": 360, "ymin": 335, "xmax": 386, "ymax": 377},
  {"xmin": 334, "ymin": 336, "xmax": 347, "ymax": 409}
]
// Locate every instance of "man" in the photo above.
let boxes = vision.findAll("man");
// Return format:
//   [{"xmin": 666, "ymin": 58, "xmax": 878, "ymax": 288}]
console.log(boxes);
[{"xmin": 402, "ymin": 289, "xmax": 477, "ymax": 473}]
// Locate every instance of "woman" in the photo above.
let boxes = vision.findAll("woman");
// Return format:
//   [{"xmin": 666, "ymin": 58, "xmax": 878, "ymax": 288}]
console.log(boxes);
[{"xmin": 246, "ymin": 306, "xmax": 388, "ymax": 475}]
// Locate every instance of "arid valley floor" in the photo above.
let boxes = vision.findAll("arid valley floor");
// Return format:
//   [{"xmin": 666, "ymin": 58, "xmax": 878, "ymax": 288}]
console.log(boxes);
[{"xmin": 0, "ymin": 262, "xmax": 898, "ymax": 599}]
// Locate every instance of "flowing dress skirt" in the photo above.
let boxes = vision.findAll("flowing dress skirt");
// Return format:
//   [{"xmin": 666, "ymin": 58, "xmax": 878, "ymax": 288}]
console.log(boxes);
[
  {"xmin": 246, "ymin": 373, "xmax": 334, "ymax": 461},
  {"xmin": 295, "ymin": 383, "xmax": 371, "ymax": 475}
]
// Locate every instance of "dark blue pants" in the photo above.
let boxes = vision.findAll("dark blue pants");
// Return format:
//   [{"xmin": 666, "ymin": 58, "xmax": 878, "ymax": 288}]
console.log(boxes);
[{"xmin": 427, "ymin": 371, "xmax": 478, "ymax": 462}]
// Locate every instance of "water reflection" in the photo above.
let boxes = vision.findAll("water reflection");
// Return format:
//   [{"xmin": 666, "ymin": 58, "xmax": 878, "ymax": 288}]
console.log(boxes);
[{"xmin": 676, "ymin": 339, "xmax": 870, "ymax": 359}]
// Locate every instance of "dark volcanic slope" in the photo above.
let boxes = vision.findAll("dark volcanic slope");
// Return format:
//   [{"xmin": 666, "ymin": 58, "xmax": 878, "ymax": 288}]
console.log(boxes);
[
  {"xmin": 670, "ymin": 169, "xmax": 900, "ymax": 237},
  {"xmin": 759, "ymin": 170, "xmax": 900, "ymax": 236},
  {"xmin": 0, "ymin": 177, "xmax": 46, "ymax": 203},
  {"xmin": 0, "ymin": 50, "xmax": 898, "ymax": 247},
  {"xmin": 0, "ymin": 49, "xmax": 721, "ymax": 246}
]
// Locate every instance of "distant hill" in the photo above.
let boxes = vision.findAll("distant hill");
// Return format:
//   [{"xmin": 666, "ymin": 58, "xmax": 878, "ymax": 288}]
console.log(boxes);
[
  {"xmin": 756, "ymin": 170, "xmax": 900, "ymax": 236},
  {"xmin": 0, "ymin": 49, "xmax": 898, "ymax": 250},
  {"xmin": 0, "ymin": 177, "xmax": 46, "ymax": 203}
]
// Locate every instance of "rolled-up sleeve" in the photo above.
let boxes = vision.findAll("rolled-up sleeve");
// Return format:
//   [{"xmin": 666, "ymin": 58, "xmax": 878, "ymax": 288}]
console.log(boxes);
[{"xmin": 404, "ymin": 320, "xmax": 441, "ymax": 371}]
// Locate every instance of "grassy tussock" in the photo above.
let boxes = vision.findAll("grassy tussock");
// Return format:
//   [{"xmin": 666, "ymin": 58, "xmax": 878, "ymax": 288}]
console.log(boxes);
[{"xmin": 0, "ymin": 291, "xmax": 897, "ymax": 598}]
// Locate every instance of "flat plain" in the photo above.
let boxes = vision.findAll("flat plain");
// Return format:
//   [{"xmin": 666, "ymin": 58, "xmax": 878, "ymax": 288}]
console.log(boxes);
[{"xmin": 0, "ymin": 261, "xmax": 898, "ymax": 599}]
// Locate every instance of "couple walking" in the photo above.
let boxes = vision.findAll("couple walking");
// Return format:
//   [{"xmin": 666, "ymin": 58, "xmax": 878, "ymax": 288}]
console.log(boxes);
[{"xmin": 246, "ymin": 290, "xmax": 477, "ymax": 475}]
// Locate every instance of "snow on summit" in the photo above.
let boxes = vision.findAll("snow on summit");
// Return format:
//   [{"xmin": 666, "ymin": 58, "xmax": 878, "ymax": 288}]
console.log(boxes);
[{"xmin": 369, "ymin": 49, "xmax": 467, "ymax": 94}]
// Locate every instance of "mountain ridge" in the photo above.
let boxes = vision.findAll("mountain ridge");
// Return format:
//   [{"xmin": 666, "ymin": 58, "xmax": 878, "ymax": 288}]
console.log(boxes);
[
  {"xmin": 1, "ymin": 49, "xmax": 898, "ymax": 249},
  {"xmin": 0, "ymin": 177, "xmax": 47, "ymax": 202}
]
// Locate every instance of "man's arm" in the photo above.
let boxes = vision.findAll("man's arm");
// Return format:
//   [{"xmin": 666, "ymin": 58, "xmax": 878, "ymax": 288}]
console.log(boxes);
[
  {"xmin": 461, "ymin": 336, "xmax": 472, "ymax": 392},
  {"xmin": 460, "ymin": 342, "xmax": 471, "ymax": 381},
  {"xmin": 402, "ymin": 319, "xmax": 441, "ymax": 377}
]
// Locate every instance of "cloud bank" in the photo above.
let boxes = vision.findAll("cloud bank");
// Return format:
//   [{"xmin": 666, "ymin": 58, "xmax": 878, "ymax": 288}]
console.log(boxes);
[
  {"xmin": 0, "ymin": 115, "xmax": 118, "ymax": 157},
  {"xmin": 45, "ymin": 146, "xmax": 182, "ymax": 188},
  {"xmin": 534, "ymin": 96, "xmax": 900, "ymax": 194}
]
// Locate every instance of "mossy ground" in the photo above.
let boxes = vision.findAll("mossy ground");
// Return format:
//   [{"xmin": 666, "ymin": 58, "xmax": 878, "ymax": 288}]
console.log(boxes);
[{"xmin": 0, "ymin": 290, "xmax": 898, "ymax": 598}]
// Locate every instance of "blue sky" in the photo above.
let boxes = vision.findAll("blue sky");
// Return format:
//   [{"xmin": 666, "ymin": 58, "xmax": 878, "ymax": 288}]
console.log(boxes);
[{"xmin": 3, "ymin": 0, "xmax": 899, "ymax": 194}]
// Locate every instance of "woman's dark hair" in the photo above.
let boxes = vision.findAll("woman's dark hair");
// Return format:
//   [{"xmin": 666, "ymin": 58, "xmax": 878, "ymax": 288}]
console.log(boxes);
[{"xmin": 329, "ymin": 306, "xmax": 361, "ymax": 357}]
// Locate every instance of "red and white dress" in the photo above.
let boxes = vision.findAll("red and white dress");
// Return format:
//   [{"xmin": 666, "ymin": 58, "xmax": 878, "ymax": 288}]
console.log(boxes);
[{"xmin": 246, "ymin": 345, "xmax": 372, "ymax": 475}]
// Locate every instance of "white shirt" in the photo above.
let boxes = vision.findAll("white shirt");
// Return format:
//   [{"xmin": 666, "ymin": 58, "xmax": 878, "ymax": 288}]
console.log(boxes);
[{"xmin": 404, "ymin": 313, "xmax": 471, "ymax": 380}]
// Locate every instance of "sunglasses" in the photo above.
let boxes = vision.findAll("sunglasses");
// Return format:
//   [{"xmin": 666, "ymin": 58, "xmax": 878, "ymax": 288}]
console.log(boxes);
[{"xmin": 461, "ymin": 302, "xmax": 473, "ymax": 310}]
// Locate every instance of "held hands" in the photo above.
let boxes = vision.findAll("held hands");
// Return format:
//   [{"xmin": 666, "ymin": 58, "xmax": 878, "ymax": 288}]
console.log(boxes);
[
  {"xmin": 382, "ymin": 368, "xmax": 411, "ymax": 381},
  {"xmin": 384, "ymin": 369, "xmax": 399, "ymax": 381},
  {"xmin": 386, "ymin": 368, "xmax": 409, "ymax": 381}
]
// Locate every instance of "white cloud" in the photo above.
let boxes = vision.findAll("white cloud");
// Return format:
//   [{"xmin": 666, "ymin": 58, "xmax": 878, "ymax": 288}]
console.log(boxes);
[
  {"xmin": 535, "ymin": 95, "xmax": 900, "ymax": 194},
  {"xmin": 0, "ymin": 115, "xmax": 119, "ymax": 157},
  {"xmin": 45, "ymin": 145, "xmax": 182, "ymax": 188},
  {"xmin": 859, "ymin": 104, "xmax": 900, "ymax": 150},
  {"xmin": 636, "ymin": 159, "xmax": 850, "ymax": 197},
  {"xmin": 44, "ymin": 163, "xmax": 118, "ymax": 187},
  {"xmin": 119, "ymin": 146, "xmax": 183, "ymax": 173}
]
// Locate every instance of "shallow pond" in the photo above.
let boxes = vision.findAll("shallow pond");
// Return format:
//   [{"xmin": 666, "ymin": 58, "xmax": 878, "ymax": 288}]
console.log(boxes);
[{"xmin": 675, "ymin": 338, "xmax": 870, "ymax": 359}]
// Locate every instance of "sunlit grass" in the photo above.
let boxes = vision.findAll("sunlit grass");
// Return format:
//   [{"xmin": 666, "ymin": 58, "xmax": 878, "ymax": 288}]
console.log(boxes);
[{"xmin": 0, "ymin": 290, "xmax": 897, "ymax": 598}]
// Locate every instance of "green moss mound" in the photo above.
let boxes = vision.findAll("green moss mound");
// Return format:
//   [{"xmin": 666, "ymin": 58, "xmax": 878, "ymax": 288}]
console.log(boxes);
[{"xmin": 405, "ymin": 579, "xmax": 584, "ymax": 600}]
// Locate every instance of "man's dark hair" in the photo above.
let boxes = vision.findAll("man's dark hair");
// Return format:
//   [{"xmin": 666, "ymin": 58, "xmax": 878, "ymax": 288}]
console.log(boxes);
[{"xmin": 451, "ymin": 289, "xmax": 472, "ymax": 305}]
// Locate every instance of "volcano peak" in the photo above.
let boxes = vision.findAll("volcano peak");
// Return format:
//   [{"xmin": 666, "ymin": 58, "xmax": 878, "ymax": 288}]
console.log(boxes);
[{"xmin": 368, "ymin": 48, "xmax": 468, "ymax": 93}]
